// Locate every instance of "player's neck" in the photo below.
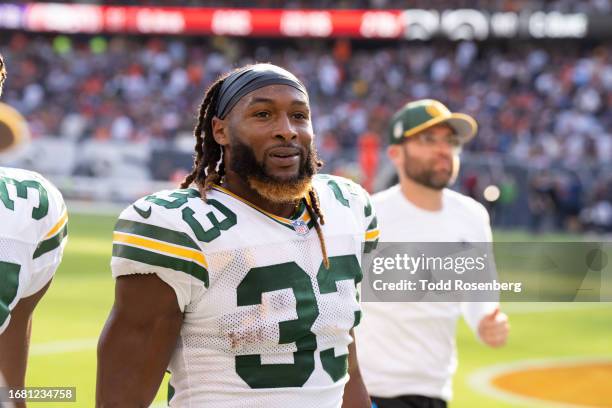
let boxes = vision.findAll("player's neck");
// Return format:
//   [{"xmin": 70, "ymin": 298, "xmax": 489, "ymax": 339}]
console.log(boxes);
[
  {"xmin": 220, "ymin": 173, "xmax": 298, "ymax": 219},
  {"xmin": 399, "ymin": 177, "xmax": 443, "ymax": 212}
]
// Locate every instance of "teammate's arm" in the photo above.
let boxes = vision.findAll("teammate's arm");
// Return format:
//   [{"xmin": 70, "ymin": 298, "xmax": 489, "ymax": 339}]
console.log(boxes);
[
  {"xmin": 341, "ymin": 329, "xmax": 370, "ymax": 408},
  {"xmin": 0, "ymin": 280, "xmax": 51, "ymax": 406},
  {"xmin": 96, "ymin": 274, "xmax": 183, "ymax": 407}
]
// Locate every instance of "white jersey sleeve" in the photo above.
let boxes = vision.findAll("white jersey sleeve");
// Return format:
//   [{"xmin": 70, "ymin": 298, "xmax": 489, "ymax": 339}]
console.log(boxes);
[
  {"xmin": 111, "ymin": 190, "xmax": 208, "ymax": 312},
  {"xmin": 315, "ymin": 175, "xmax": 379, "ymax": 254},
  {"xmin": 0, "ymin": 168, "xmax": 68, "ymax": 333}
]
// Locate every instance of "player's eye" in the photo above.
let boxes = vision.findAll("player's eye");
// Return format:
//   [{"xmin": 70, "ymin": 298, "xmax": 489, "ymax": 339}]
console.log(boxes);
[
  {"xmin": 292, "ymin": 112, "xmax": 309, "ymax": 120},
  {"xmin": 417, "ymin": 133, "xmax": 436, "ymax": 144},
  {"xmin": 254, "ymin": 111, "xmax": 271, "ymax": 118}
]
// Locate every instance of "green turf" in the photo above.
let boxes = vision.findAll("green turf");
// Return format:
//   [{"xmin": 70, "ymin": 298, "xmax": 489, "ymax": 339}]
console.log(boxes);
[{"xmin": 25, "ymin": 214, "xmax": 612, "ymax": 407}]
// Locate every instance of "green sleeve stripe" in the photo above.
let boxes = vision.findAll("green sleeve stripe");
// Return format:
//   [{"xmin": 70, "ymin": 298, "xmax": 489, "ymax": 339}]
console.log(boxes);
[
  {"xmin": 167, "ymin": 383, "xmax": 175, "ymax": 404},
  {"xmin": 363, "ymin": 239, "xmax": 378, "ymax": 254},
  {"xmin": 112, "ymin": 244, "xmax": 209, "ymax": 287},
  {"xmin": 115, "ymin": 219, "xmax": 199, "ymax": 250},
  {"xmin": 0, "ymin": 261, "xmax": 21, "ymax": 329},
  {"xmin": 33, "ymin": 224, "xmax": 68, "ymax": 259},
  {"xmin": 366, "ymin": 216, "xmax": 378, "ymax": 230},
  {"xmin": 327, "ymin": 180, "xmax": 350, "ymax": 208},
  {"xmin": 364, "ymin": 199, "xmax": 372, "ymax": 218}
]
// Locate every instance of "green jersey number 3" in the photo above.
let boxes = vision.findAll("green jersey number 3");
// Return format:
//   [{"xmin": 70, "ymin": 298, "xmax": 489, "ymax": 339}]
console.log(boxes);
[
  {"xmin": 145, "ymin": 189, "xmax": 237, "ymax": 243},
  {"xmin": 0, "ymin": 177, "xmax": 49, "ymax": 220},
  {"xmin": 236, "ymin": 255, "xmax": 362, "ymax": 388}
]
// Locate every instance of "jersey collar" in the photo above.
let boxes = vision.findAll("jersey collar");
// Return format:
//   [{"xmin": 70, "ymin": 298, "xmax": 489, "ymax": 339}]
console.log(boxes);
[{"xmin": 211, "ymin": 185, "xmax": 315, "ymax": 231}]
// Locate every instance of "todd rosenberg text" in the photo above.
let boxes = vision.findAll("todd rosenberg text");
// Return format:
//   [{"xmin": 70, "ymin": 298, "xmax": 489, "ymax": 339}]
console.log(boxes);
[{"xmin": 372, "ymin": 279, "xmax": 523, "ymax": 293}]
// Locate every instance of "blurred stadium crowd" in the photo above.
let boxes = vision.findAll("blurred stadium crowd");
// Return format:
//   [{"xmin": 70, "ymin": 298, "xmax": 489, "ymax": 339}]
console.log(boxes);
[
  {"xmin": 0, "ymin": 1, "xmax": 611, "ymax": 232},
  {"xmin": 2, "ymin": 34, "xmax": 610, "ymax": 163}
]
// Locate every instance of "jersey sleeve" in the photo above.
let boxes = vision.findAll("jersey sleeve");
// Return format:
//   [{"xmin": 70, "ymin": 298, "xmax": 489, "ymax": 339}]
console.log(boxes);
[
  {"xmin": 0, "ymin": 173, "xmax": 67, "ymax": 332},
  {"xmin": 323, "ymin": 177, "xmax": 375, "ymax": 327},
  {"xmin": 111, "ymin": 195, "xmax": 208, "ymax": 312},
  {"xmin": 24, "ymin": 176, "xmax": 68, "ymax": 297},
  {"xmin": 360, "ymin": 188, "xmax": 379, "ymax": 254},
  {"xmin": 329, "ymin": 176, "xmax": 379, "ymax": 254}
]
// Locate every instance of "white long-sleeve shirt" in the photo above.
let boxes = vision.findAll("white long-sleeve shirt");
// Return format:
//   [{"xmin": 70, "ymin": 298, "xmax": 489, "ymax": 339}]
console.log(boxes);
[{"xmin": 357, "ymin": 185, "xmax": 497, "ymax": 401}]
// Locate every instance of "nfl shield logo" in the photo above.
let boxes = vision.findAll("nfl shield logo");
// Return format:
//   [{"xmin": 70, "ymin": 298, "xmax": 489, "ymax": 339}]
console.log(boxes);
[{"xmin": 291, "ymin": 220, "xmax": 309, "ymax": 236}]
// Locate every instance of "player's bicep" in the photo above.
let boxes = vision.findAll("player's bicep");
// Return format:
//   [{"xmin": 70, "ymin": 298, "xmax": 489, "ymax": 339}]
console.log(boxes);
[{"xmin": 97, "ymin": 273, "xmax": 183, "ymax": 407}]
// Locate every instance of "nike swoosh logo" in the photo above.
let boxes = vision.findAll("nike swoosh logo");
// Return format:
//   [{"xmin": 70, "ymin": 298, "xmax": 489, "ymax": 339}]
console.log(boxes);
[{"xmin": 132, "ymin": 204, "xmax": 152, "ymax": 219}]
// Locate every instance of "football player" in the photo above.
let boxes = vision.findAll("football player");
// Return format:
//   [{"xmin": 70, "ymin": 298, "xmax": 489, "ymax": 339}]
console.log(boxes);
[
  {"xmin": 0, "ymin": 53, "xmax": 68, "ymax": 406},
  {"xmin": 97, "ymin": 63, "xmax": 378, "ymax": 407}
]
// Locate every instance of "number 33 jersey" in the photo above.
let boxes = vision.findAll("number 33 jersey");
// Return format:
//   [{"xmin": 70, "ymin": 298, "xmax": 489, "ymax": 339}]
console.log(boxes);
[
  {"xmin": 0, "ymin": 167, "xmax": 68, "ymax": 334},
  {"xmin": 111, "ymin": 175, "xmax": 379, "ymax": 408}
]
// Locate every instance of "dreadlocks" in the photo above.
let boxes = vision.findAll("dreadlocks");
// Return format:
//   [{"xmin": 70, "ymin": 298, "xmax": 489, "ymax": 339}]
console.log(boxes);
[
  {"xmin": 180, "ymin": 70, "xmax": 330, "ymax": 268},
  {"xmin": 0, "ymin": 53, "xmax": 6, "ymax": 98},
  {"xmin": 180, "ymin": 76, "xmax": 226, "ymax": 200}
]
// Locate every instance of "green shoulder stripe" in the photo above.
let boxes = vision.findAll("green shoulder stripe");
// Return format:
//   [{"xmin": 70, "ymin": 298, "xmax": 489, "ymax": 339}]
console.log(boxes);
[
  {"xmin": 0, "ymin": 261, "xmax": 21, "ymax": 327},
  {"xmin": 115, "ymin": 219, "xmax": 199, "ymax": 250},
  {"xmin": 113, "ymin": 244, "xmax": 209, "ymax": 287},
  {"xmin": 364, "ymin": 197, "xmax": 373, "ymax": 218},
  {"xmin": 33, "ymin": 224, "xmax": 68, "ymax": 259},
  {"xmin": 364, "ymin": 239, "xmax": 378, "ymax": 254},
  {"xmin": 367, "ymin": 216, "xmax": 378, "ymax": 230},
  {"xmin": 326, "ymin": 180, "xmax": 350, "ymax": 208}
]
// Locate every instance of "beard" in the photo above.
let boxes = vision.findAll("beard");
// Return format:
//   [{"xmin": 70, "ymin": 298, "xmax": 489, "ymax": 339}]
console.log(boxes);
[
  {"xmin": 229, "ymin": 138, "xmax": 320, "ymax": 203},
  {"xmin": 402, "ymin": 147, "xmax": 457, "ymax": 190}
]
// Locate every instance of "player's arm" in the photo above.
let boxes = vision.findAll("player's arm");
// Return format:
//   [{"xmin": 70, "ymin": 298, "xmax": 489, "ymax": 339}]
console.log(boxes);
[
  {"xmin": 0, "ymin": 281, "xmax": 51, "ymax": 404},
  {"xmin": 96, "ymin": 273, "xmax": 183, "ymax": 408},
  {"xmin": 341, "ymin": 329, "xmax": 370, "ymax": 408}
]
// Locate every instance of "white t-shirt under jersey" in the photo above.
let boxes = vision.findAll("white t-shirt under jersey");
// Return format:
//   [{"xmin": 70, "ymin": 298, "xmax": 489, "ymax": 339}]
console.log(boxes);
[{"xmin": 357, "ymin": 184, "xmax": 497, "ymax": 401}]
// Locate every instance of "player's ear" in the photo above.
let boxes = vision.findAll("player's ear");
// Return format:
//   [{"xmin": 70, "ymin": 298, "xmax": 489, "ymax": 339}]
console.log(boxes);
[
  {"xmin": 388, "ymin": 145, "xmax": 402, "ymax": 166},
  {"xmin": 212, "ymin": 116, "xmax": 229, "ymax": 146}
]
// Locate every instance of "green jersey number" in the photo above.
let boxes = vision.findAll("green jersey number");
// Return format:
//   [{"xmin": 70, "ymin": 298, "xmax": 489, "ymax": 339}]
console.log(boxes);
[
  {"xmin": 0, "ymin": 261, "xmax": 21, "ymax": 328},
  {"xmin": 235, "ymin": 255, "xmax": 362, "ymax": 388},
  {"xmin": 145, "ymin": 189, "xmax": 237, "ymax": 243},
  {"xmin": 0, "ymin": 177, "xmax": 49, "ymax": 220}
]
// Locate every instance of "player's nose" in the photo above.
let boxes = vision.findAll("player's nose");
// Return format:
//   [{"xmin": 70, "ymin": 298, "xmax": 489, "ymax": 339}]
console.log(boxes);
[
  {"xmin": 432, "ymin": 141, "xmax": 453, "ymax": 159},
  {"xmin": 273, "ymin": 113, "xmax": 298, "ymax": 142}
]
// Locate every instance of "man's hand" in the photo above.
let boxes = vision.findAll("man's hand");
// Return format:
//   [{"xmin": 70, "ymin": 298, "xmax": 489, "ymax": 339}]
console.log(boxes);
[{"xmin": 478, "ymin": 307, "xmax": 509, "ymax": 348}]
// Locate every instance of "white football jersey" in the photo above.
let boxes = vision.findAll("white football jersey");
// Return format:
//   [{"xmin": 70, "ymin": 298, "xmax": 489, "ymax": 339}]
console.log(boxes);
[
  {"xmin": 0, "ymin": 167, "xmax": 68, "ymax": 334},
  {"xmin": 111, "ymin": 175, "xmax": 378, "ymax": 408}
]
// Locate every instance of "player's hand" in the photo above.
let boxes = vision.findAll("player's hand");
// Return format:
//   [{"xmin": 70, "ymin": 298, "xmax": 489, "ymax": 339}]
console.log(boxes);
[{"xmin": 478, "ymin": 307, "xmax": 509, "ymax": 348}]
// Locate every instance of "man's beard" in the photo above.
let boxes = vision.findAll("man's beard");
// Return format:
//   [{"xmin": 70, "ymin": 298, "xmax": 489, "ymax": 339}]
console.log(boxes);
[
  {"xmin": 229, "ymin": 138, "xmax": 319, "ymax": 204},
  {"xmin": 402, "ymin": 148, "xmax": 456, "ymax": 190}
]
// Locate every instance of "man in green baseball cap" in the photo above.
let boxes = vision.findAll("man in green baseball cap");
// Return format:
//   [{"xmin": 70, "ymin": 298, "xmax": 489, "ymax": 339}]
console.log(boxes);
[
  {"xmin": 358, "ymin": 99, "xmax": 509, "ymax": 408},
  {"xmin": 386, "ymin": 98, "xmax": 477, "ymax": 193}
]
